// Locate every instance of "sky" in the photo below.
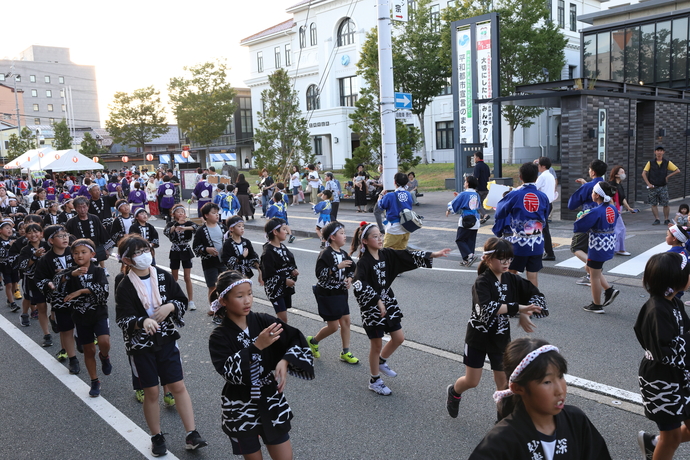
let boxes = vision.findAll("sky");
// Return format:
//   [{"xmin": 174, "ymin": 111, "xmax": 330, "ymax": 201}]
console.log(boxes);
[{"xmin": 1, "ymin": 0, "xmax": 293, "ymax": 126}]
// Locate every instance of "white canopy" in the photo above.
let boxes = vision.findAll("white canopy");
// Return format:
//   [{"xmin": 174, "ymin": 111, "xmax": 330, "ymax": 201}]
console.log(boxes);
[
  {"xmin": 28, "ymin": 149, "xmax": 103, "ymax": 172},
  {"xmin": 3, "ymin": 147, "xmax": 55, "ymax": 170}
]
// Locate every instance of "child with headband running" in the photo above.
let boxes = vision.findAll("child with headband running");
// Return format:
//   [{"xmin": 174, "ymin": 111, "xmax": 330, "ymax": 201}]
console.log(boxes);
[
  {"xmin": 468, "ymin": 337, "xmax": 611, "ymax": 459},
  {"xmin": 446, "ymin": 237, "xmax": 547, "ymax": 418},
  {"xmin": 636, "ymin": 252, "xmax": 690, "ymax": 460},
  {"xmin": 350, "ymin": 221, "xmax": 451, "ymax": 395},
  {"xmin": 260, "ymin": 218, "xmax": 298, "ymax": 323},
  {"xmin": 164, "ymin": 203, "xmax": 199, "ymax": 311},
  {"xmin": 208, "ymin": 270, "xmax": 314, "ymax": 460}
]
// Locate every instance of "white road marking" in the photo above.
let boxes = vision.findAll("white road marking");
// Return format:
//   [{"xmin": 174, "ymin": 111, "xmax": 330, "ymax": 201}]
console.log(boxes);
[
  {"xmin": 608, "ymin": 242, "xmax": 670, "ymax": 276},
  {"xmin": 0, "ymin": 314, "xmax": 179, "ymax": 460},
  {"xmin": 555, "ymin": 257, "xmax": 585, "ymax": 269}
]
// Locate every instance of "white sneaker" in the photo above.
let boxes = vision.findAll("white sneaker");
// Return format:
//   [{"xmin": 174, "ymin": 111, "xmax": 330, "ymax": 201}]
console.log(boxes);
[
  {"xmin": 616, "ymin": 251, "xmax": 632, "ymax": 256},
  {"xmin": 104, "ymin": 268, "xmax": 110, "ymax": 277},
  {"xmin": 188, "ymin": 301, "xmax": 196, "ymax": 311},
  {"xmin": 368, "ymin": 379, "xmax": 392, "ymax": 395},
  {"xmin": 379, "ymin": 362, "xmax": 397, "ymax": 377}
]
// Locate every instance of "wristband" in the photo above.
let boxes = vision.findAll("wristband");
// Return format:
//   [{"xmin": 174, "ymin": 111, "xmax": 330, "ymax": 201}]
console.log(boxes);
[{"xmin": 137, "ymin": 317, "xmax": 146, "ymax": 329}]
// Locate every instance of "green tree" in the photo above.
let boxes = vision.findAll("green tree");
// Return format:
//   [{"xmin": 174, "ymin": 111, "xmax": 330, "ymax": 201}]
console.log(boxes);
[
  {"xmin": 168, "ymin": 59, "xmax": 237, "ymax": 150},
  {"xmin": 6, "ymin": 127, "xmax": 37, "ymax": 161},
  {"xmin": 253, "ymin": 68, "xmax": 313, "ymax": 176},
  {"xmin": 52, "ymin": 119, "xmax": 73, "ymax": 150},
  {"xmin": 443, "ymin": 0, "xmax": 567, "ymax": 163},
  {"xmin": 79, "ymin": 132, "xmax": 108, "ymax": 164},
  {"xmin": 105, "ymin": 86, "xmax": 169, "ymax": 153}
]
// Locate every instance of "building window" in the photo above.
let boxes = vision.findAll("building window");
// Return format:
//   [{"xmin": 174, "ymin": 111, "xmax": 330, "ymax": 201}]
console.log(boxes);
[
  {"xmin": 310, "ymin": 23, "xmax": 317, "ymax": 46},
  {"xmin": 285, "ymin": 44, "xmax": 291, "ymax": 66},
  {"xmin": 338, "ymin": 18, "xmax": 356, "ymax": 47},
  {"xmin": 299, "ymin": 26, "xmax": 307, "ymax": 49},
  {"xmin": 314, "ymin": 136, "xmax": 323, "ymax": 156},
  {"xmin": 61, "ymin": 104, "xmax": 66, "ymax": 112},
  {"xmin": 45, "ymin": 75, "xmax": 51, "ymax": 83},
  {"xmin": 408, "ymin": 0, "xmax": 417, "ymax": 18},
  {"xmin": 240, "ymin": 97, "xmax": 253, "ymax": 134},
  {"xmin": 49, "ymin": 118, "xmax": 55, "ymax": 125},
  {"xmin": 47, "ymin": 104, "xmax": 54, "ymax": 112},
  {"xmin": 274, "ymin": 47, "xmax": 281, "ymax": 68},
  {"xmin": 60, "ymin": 89, "xmax": 65, "ymax": 98},
  {"xmin": 306, "ymin": 85, "xmax": 320, "ymax": 110},
  {"xmin": 257, "ymin": 51, "xmax": 264, "ymax": 73},
  {"xmin": 439, "ymin": 77, "xmax": 452, "ymax": 95},
  {"xmin": 46, "ymin": 90, "xmax": 52, "ymax": 98},
  {"xmin": 568, "ymin": 65, "xmax": 576, "ymax": 79},
  {"xmin": 557, "ymin": 0, "xmax": 565, "ymax": 29},
  {"xmin": 31, "ymin": 89, "xmax": 38, "ymax": 97},
  {"xmin": 59, "ymin": 76, "xmax": 64, "ymax": 84},
  {"xmin": 339, "ymin": 77, "xmax": 358, "ymax": 106},
  {"xmin": 33, "ymin": 104, "xmax": 39, "ymax": 112},
  {"xmin": 34, "ymin": 118, "xmax": 40, "ymax": 125},
  {"xmin": 436, "ymin": 121, "xmax": 454, "ymax": 149},
  {"xmin": 430, "ymin": 5, "xmax": 441, "ymax": 32},
  {"xmin": 30, "ymin": 75, "xmax": 36, "ymax": 83},
  {"xmin": 569, "ymin": 4, "xmax": 577, "ymax": 31}
]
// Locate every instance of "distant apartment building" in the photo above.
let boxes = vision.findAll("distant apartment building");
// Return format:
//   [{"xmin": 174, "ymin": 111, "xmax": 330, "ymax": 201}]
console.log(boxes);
[{"xmin": 0, "ymin": 45, "xmax": 100, "ymax": 129}]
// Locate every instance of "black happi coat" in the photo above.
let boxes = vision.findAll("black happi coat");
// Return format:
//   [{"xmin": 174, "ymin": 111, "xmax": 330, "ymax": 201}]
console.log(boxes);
[
  {"xmin": 65, "ymin": 214, "xmax": 113, "ymax": 249},
  {"xmin": 193, "ymin": 223, "xmax": 228, "ymax": 269},
  {"xmin": 109, "ymin": 215, "xmax": 134, "ymax": 246},
  {"xmin": 43, "ymin": 212, "xmax": 60, "ymax": 227},
  {"xmin": 164, "ymin": 220, "xmax": 199, "ymax": 261},
  {"xmin": 57, "ymin": 210, "xmax": 76, "ymax": 225},
  {"xmin": 315, "ymin": 246, "xmax": 354, "ymax": 295},
  {"xmin": 88, "ymin": 196, "xmax": 114, "ymax": 228},
  {"xmin": 260, "ymin": 243, "xmax": 297, "ymax": 301},
  {"xmin": 115, "ymin": 268, "xmax": 187, "ymax": 355},
  {"xmin": 35, "ymin": 248, "xmax": 74, "ymax": 310},
  {"xmin": 0, "ymin": 235, "xmax": 16, "ymax": 271},
  {"xmin": 466, "ymin": 271, "xmax": 548, "ymax": 354},
  {"xmin": 2, "ymin": 205, "xmax": 28, "ymax": 226},
  {"xmin": 9, "ymin": 236, "xmax": 27, "ymax": 270},
  {"xmin": 54, "ymin": 263, "xmax": 109, "ymax": 326},
  {"xmin": 129, "ymin": 222, "xmax": 159, "ymax": 248},
  {"xmin": 352, "ymin": 248, "xmax": 432, "ymax": 327},
  {"xmin": 469, "ymin": 404, "xmax": 611, "ymax": 459},
  {"xmin": 635, "ymin": 295, "xmax": 690, "ymax": 424},
  {"xmin": 208, "ymin": 312, "xmax": 314, "ymax": 440},
  {"xmin": 17, "ymin": 241, "xmax": 51, "ymax": 288},
  {"xmin": 221, "ymin": 236, "xmax": 259, "ymax": 278},
  {"xmin": 29, "ymin": 199, "xmax": 48, "ymax": 214}
]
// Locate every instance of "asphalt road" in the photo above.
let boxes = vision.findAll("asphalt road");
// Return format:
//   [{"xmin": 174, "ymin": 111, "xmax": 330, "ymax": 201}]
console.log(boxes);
[{"xmin": 0, "ymin": 213, "xmax": 685, "ymax": 459}]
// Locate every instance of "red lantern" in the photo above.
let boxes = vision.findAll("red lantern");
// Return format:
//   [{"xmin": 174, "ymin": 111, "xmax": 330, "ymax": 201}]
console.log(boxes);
[
  {"xmin": 38, "ymin": 152, "xmax": 44, "ymax": 158},
  {"xmin": 92, "ymin": 156, "xmax": 99, "ymax": 163},
  {"xmin": 146, "ymin": 153, "xmax": 154, "ymax": 162},
  {"xmin": 122, "ymin": 156, "xmax": 129, "ymax": 163},
  {"xmin": 72, "ymin": 157, "xmax": 79, "ymax": 163},
  {"xmin": 55, "ymin": 154, "xmax": 60, "ymax": 160},
  {"xmin": 181, "ymin": 150, "xmax": 190, "ymax": 159}
]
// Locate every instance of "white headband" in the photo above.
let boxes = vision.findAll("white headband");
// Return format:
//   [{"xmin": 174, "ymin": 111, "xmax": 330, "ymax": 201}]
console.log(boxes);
[
  {"xmin": 135, "ymin": 208, "xmax": 148, "ymax": 217},
  {"xmin": 209, "ymin": 279, "xmax": 253, "ymax": 312},
  {"xmin": 88, "ymin": 183, "xmax": 100, "ymax": 191},
  {"xmin": 328, "ymin": 225, "xmax": 343, "ymax": 240},
  {"xmin": 73, "ymin": 242, "xmax": 95, "ymax": 253},
  {"xmin": 669, "ymin": 225, "xmax": 688, "ymax": 244},
  {"xmin": 493, "ymin": 345, "xmax": 560, "ymax": 403},
  {"xmin": 593, "ymin": 182, "xmax": 611, "ymax": 203},
  {"xmin": 117, "ymin": 202, "xmax": 129, "ymax": 211},
  {"xmin": 228, "ymin": 219, "xmax": 243, "ymax": 229}
]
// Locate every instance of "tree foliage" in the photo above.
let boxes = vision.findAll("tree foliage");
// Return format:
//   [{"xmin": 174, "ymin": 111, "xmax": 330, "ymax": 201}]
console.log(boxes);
[
  {"xmin": 105, "ymin": 86, "xmax": 169, "ymax": 152},
  {"xmin": 168, "ymin": 60, "xmax": 237, "ymax": 148},
  {"xmin": 52, "ymin": 119, "xmax": 73, "ymax": 150},
  {"xmin": 6, "ymin": 127, "xmax": 37, "ymax": 161},
  {"xmin": 253, "ymin": 68, "xmax": 313, "ymax": 176},
  {"xmin": 79, "ymin": 132, "xmax": 108, "ymax": 163}
]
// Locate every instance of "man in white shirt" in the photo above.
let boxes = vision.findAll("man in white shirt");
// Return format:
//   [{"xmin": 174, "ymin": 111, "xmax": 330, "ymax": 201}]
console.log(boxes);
[{"xmin": 536, "ymin": 157, "xmax": 557, "ymax": 260}]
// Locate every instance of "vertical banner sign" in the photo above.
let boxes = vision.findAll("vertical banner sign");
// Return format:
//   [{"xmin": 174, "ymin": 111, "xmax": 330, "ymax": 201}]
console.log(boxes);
[
  {"xmin": 476, "ymin": 20, "xmax": 493, "ymax": 156},
  {"xmin": 390, "ymin": 0, "xmax": 408, "ymax": 22},
  {"xmin": 598, "ymin": 108, "xmax": 607, "ymax": 161},
  {"xmin": 456, "ymin": 25, "xmax": 473, "ymax": 143}
]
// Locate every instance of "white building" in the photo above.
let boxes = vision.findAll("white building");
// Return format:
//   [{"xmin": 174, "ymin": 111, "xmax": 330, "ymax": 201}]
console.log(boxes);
[{"xmin": 241, "ymin": 0, "xmax": 603, "ymax": 168}]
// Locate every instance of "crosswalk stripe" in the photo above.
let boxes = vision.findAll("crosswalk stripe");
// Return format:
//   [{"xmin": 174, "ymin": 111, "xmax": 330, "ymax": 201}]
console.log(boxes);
[{"xmin": 608, "ymin": 242, "xmax": 670, "ymax": 276}]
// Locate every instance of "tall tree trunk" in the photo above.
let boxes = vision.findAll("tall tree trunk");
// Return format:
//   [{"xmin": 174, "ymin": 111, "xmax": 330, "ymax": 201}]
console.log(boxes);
[
  {"xmin": 417, "ymin": 112, "xmax": 429, "ymax": 164},
  {"xmin": 508, "ymin": 127, "xmax": 515, "ymax": 165}
]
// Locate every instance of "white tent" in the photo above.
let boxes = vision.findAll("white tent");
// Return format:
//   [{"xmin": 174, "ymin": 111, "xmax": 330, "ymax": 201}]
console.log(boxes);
[
  {"xmin": 29, "ymin": 149, "xmax": 103, "ymax": 172},
  {"xmin": 2, "ymin": 146, "xmax": 55, "ymax": 170}
]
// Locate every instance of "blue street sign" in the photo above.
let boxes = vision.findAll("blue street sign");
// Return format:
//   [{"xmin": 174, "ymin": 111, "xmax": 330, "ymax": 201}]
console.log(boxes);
[{"xmin": 394, "ymin": 92, "xmax": 412, "ymax": 109}]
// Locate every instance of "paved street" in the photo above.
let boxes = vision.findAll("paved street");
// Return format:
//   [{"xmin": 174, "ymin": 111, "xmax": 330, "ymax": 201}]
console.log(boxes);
[{"xmin": 0, "ymin": 191, "xmax": 687, "ymax": 459}]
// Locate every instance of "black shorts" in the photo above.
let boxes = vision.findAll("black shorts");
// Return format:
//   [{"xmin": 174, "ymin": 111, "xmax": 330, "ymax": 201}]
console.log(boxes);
[
  {"xmin": 571, "ymin": 232, "xmax": 588, "ymax": 254},
  {"xmin": 170, "ymin": 258, "xmax": 193, "ymax": 270},
  {"xmin": 229, "ymin": 431, "xmax": 290, "ymax": 456},
  {"xmin": 509, "ymin": 254, "xmax": 543, "ymax": 273},
  {"xmin": 0, "ymin": 267, "xmax": 19, "ymax": 283},
  {"xmin": 129, "ymin": 340, "xmax": 184, "ymax": 389},
  {"xmin": 272, "ymin": 295, "xmax": 293, "ymax": 313},
  {"xmin": 54, "ymin": 309, "xmax": 74, "ymax": 332},
  {"xmin": 29, "ymin": 285, "xmax": 46, "ymax": 304},
  {"xmin": 586, "ymin": 259, "xmax": 605, "ymax": 270},
  {"xmin": 75, "ymin": 317, "xmax": 110, "ymax": 346},
  {"xmin": 364, "ymin": 318, "xmax": 402, "ymax": 339},
  {"xmin": 203, "ymin": 266, "xmax": 222, "ymax": 288},
  {"xmin": 95, "ymin": 245, "xmax": 108, "ymax": 262},
  {"xmin": 313, "ymin": 289, "xmax": 350, "ymax": 321},
  {"xmin": 463, "ymin": 344, "xmax": 504, "ymax": 371}
]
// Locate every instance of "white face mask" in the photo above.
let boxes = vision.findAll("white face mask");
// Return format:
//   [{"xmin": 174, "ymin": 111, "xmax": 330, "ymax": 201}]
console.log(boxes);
[
  {"xmin": 132, "ymin": 252, "xmax": 153, "ymax": 270},
  {"xmin": 618, "ymin": 173, "xmax": 626, "ymax": 180}
]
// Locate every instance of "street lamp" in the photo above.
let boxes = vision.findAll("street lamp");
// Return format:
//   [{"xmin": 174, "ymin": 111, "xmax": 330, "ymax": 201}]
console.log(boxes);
[{"xmin": 4, "ymin": 67, "xmax": 21, "ymax": 133}]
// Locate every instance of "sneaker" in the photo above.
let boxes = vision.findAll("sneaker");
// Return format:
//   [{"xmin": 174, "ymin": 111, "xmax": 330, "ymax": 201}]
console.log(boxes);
[
  {"xmin": 10, "ymin": 302, "xmax": 19, "ymax": 312},
  {"xmin": 368, "ymin": 378, "xmax": 392, "ymax": 396},
  {"xmin": 20, "ymin": 314, "xmax": 30, "ymax": 327},
  {"xmin": 480, "ymin": 215, "xmax": 491, "ymax": 224},
  {"xmin": 164, "ymin": 392, "xmax": 176, "ymax": 407},
  {"xmin": 104, "ymin": 268, "xmax": 110, "ymax": 277},
  {"xmin": 13, "ymin": 289, "xmax": 22, "ymax": 300},
  {"xmin": 340, "ymin": 352, "xmax": 360, "ymax": 364},
  {"xmin": 319, "ymin": 242, "xmax": 325, "ymax": 249},
  {"xmin": 446, "ymin": 384, "xmax": 462, "ymax": 418},
  {"xmin": 212, "ymin": 315, "xmax": 222, "ymax": 325},
  {"xmin": 56, "ymin": 348, "xmax": 68, "ymax": 362},
  {"xmin": 288, "ymin": 235, "xmax": 296, "ymax": 243},
  {"xmin": 307, "ymin": 336, "xmax": 320, "ymax": 358},
  {"xmin": 542, "ymin": 254, "xmax": 556, "ymax": 261},
  {"xmin": 465, "ymin": 255, "xmax": 477, "ymax": 267},
  {"xmin": 652, "ymin": 219, "xmax": 661, "ymax": 225},
  {"xmin": 603, "ymin": 287, "xmax": 620, "ymax": 307},
  {"xmin": 135, "ymin": 389, "xmax": 145, "ymax": 403},
  {"xmin": 31, "ymin": 309, "xmax": 38, "ymax": 319},
  {"xmin": 379, "ymin": 362, "xmax": 397, "ymax": 377},
  {"xmin": 151, "ymin": 433, "xmax": 167, "ymax": 457},
  {"xmin": 637, "ymin": 430, "xmax": 656, "ymax": 460},
  {"xmin": 616, "ymin": 251, "xmax": 632, "ymax": 256},
  {"xmin": 68, "ymin": 358, "xmax": 80, "ymax": 375},
  {"xmin": 50, "ymin": 317, "xmax": 59, "ymax": 333},
  {"xmin": 99, "ymin": 353, "xmax": 112, "ymax": 375},
  {"xmin": 576, "ymin": 275, "xmax": 591, "ymax": 286},
  {"xmin": 188, "ymin": 300, "xmax": 196, "ymax": 311},
  {"xmin": 583, "ymin": 303, "xmax": 605, "ymax": 314},
  {"xmin": 185, "ymin": 430, "xmax": 208, "ymax": 450},
  {"xmin": 664, "ymin": 219, "xmax": 671, "ymax": 225},
  {"xmin": 89, "ymin": 379, "xmax": 101, "ymax": 397}
]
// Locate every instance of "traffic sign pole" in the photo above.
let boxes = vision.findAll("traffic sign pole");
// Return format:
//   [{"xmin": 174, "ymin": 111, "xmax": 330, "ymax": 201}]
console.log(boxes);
[{"xmin": 378, "ymin": 0, "xmax": 398, "ymax": 191}]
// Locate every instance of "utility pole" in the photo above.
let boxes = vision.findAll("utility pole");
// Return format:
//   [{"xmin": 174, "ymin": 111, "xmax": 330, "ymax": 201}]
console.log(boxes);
[
  {"xmin": 377, "ymin": 0, "xmax": 398, "ymax": 190},
  {"xmin": 5, "ymin": 65, "xmax": 21, "ymax": 133}
]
